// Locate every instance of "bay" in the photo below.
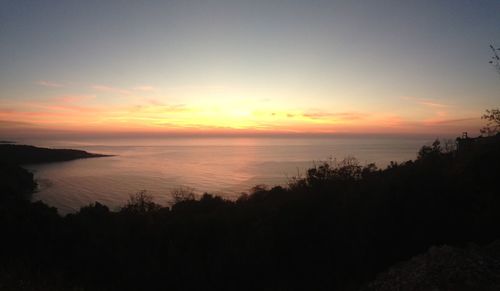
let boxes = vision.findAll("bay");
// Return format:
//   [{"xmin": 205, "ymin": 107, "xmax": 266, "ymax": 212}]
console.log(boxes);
[{"xmin": 23, "ymin": 136, "xmax": 433, "ymax": 214}]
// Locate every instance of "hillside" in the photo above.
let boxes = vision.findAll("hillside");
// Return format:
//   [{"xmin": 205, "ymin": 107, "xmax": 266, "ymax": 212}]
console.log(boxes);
[{"xmin": 365, "ymin": 241, "xmax": 500, "ymax": 291}]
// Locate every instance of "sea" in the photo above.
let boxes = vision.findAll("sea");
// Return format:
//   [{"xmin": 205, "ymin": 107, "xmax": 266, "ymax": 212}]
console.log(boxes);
[{"xmin": 20, "ymin": 136, "xmax": 436, "ymax": 214}]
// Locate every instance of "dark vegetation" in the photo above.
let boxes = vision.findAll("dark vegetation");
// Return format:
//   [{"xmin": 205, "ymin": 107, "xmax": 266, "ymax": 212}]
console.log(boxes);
[
  {"xmin": 489, "ymin": 43, "xmax": 500, "ymax": 74},
  {"xmin": 481, "ymin": 108, "xmax": 500, "ymax": 136},
  {"xmin": 1, "ymin": 135, "xmax": 500, "ymax": 290}
]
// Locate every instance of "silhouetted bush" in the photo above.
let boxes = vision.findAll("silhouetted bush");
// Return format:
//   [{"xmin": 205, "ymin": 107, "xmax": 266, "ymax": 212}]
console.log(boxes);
[
  {"xmin": 121, "ymin": 190, "xmax": 161, "ymax": 214},
  {"xmin": 0, "ymin": 163, "xmax": 36, "ymax": 200},
  {"xmin": 171, "ymin": 186, "xmax": 196, "ymax": 204}
]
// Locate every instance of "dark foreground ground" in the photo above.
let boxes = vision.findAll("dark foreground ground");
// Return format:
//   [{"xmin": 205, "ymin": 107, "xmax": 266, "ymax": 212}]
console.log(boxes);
[{"xmin": 1, "ymin": 136, "xmax": 500, "ymax": 290}]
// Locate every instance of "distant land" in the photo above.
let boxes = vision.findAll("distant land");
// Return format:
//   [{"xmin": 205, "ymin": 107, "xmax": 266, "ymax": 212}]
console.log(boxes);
[
  {"xmin": 0, "ymin": 144, "xmax": 111, "ymax": 165},
  {"xmin": 0, "ymin": 140, "xmax": 15, "ymax": 144}
]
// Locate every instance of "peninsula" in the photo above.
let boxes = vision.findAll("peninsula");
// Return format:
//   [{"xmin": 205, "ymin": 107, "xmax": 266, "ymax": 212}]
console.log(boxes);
[{"xmin": 0, "ymin": 144, "xmax": 111, "ymax": 165}]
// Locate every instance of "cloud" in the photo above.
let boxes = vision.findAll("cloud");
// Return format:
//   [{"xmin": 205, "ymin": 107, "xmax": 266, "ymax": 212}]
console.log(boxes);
[
  {"xmin": 128, "ymin": 103, "xmax": 187, "ymax": 114},
  {"xmin": 42, "ymin": 105, "xmax": 103, "ymax": 113},
  {"xmin": 303, "ymin": 111, "xmax": 368, "ymax": 121},
  {"xmin": 57, "ymin": 95, "xmax": 96, "ymax": 103},
  {"xmin": 423, "ymin": 117, "xmax": 478, "ymax": 126},
  {"xmin": 374, "ymin": 115, "xmax": 406, "ymax": 127},
  {"xmin": 36, "ymin": 80, "xmax": 64, "ymax": 88},
  {"xmin": 157, "ymin": 104, "xmax": 187, "ymax": 112},
  {"xmin": 147, "ymin": 99, "xmax": 165, "ymax": 106},
  {"xmin": 133, "ymin": 85, "xmax": 157, "ymax": 92},
  {"xmin": 302, "ymin": 112, "xmax": 330, "ymax": 119},
  {"xmin": 91, "ymin": 85, "xmax": 131, "ymax": 95},
  {"xmin": 20, "ymin": 100, "xmax": 104, "ymax": 113},
  {"xmin": 0, "ymin": 120, "xmax": 36, "ymax": 128},
  {"xmin": 401, "ymin": 96, "xmax": 450, "ymax": 109},
  {"xmin": 417, "ymin": 100, "xmax": 449, "ymax": 109}
]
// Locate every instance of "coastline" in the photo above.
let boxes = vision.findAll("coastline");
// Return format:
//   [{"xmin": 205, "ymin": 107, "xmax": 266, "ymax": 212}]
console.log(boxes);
[{"xmin": 0, "ymin": 144, "xmax": 113, "ymax": 165}]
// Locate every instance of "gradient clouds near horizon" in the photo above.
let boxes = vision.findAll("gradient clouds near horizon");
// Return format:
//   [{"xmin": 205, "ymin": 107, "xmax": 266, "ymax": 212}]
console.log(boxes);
[{"xmin": 1, "ymin": 0, "xmax": 499, "ymax": 138}]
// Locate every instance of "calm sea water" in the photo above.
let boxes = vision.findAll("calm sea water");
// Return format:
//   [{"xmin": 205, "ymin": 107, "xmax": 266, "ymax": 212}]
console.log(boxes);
[{"xmin": 22, "ymin": 136, "xmax": 432, "ymax": 214}]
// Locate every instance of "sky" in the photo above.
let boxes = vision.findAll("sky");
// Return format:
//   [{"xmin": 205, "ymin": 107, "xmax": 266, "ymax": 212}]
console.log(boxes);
[{"xmin": 1, "ymin": 0, "xmax": 499, "ymax": 138}]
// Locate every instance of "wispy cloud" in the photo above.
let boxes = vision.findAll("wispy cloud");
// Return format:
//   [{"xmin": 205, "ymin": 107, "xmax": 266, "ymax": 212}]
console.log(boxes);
[
  {"xmin": 129, "ymin": 103, "xmax": 187, "ymax": 114},
  {"xmin": 133, "ymin": 85, "xmax": 157, "ymax": 92},
  {"xmin": 302, "ymin": 112, "xmax": 330, "ymax": 119},
  {"xmin": 423, "ymin": 117, "xmax": 478, "ymax": 126},
  {"xmin": 303, "ymin": 111, "xmax": 368, "ymax": 121},
  {"xmin": 36, "ymin": 80, "xmax": 64, "ymax": 88},
  {"xmin": 417, "ymin": 100, "xmax": 449, "ymax": 109},
  {"xmin": 374, "ymin": 115, "xmax": 406, "ymax": 127},
  {"xmin": 56, "ymin": 95, "xmax": 96, "ymax": 103},
  {"xmin": 0, "ymin": 120, "xmax": 35, "ymax": 128},
  {"xmin": 401, "ymin": 96, "xmax": 450, "ymax": 109},
  {"xmin": 147, "ymin": 99, "xmax": 165, "ymax": 106},
  {"xmin": 5, "ymin": 99, "xmax": 109, "ymax": 118},
  {"xmin": 91, "ymin": 85, "xmax": 131, "ymax": 95},
  {"xmin": 45, "ymin": 105, "xmax": 104, "ymax": 113}
]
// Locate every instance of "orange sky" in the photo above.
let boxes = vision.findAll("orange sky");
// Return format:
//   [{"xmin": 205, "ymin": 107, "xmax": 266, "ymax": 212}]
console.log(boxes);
[
  {"xmin": 1, "ymin": 1, "xmax": 498, "ymax": 139},
  {"xmin": 0, "ymin": 83, "xmax": 483, "ymax": 138}
]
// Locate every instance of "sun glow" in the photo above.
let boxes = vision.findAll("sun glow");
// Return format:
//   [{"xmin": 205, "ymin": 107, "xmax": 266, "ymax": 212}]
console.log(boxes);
[
  {"xmin": 0, "ymin": 74, "xmax": 486, "ymax": 137},
  {"xmin": 0, "ymin": 82, "xmax": 483, "ymax": 137}
]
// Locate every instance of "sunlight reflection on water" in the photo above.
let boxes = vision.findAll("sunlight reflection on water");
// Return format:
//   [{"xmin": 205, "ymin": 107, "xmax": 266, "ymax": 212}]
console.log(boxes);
[{"xmin": 23, "ymin": 137, "xmax": 430, "ymax": 214}]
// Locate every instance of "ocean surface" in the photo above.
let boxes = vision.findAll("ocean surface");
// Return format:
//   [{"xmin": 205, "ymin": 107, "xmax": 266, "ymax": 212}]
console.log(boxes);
[{"xmin": 22, "ymin": 136, "xmax": 433, "ymax": 214}]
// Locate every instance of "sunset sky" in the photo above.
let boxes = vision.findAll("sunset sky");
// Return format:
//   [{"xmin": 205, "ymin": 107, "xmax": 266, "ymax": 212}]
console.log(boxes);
[{"xmin": 1, "ymin": 0, "xmax": 499, "ymax": 138}]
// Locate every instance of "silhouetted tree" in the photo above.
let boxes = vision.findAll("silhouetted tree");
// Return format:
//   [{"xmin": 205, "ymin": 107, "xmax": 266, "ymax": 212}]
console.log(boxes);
[
  {"xmin": 417, "ymin": 139, "xmax": 442, "ymax": 159},
  {"xmin": 122, "ymin": 190, "xmax": 160, "ymax": 213},
  {"xmin": 361, "ymin": 163, "xmax": 378, "ymax": 178},
  {"xmin": 489, "ymin": 44, "xmax": 500, "ymax": 74},
  {"xmin": 480, "ymin": 45, "xmax": 500, "ymax": 137},
  {"xmin": 442, "ymin": 138, "xmax": 456, "ymax": 153},
  {"xmin": 481, "ymin": 108, "xmax": 500, "ymax": 136},
  {"xmin": 171, "ymin": 186, "xmax": 196, "ymax": 204}
]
